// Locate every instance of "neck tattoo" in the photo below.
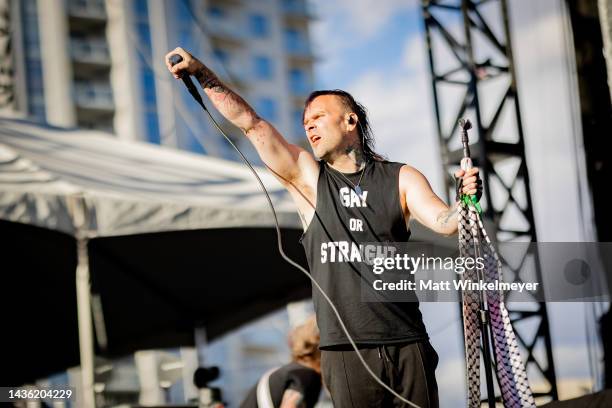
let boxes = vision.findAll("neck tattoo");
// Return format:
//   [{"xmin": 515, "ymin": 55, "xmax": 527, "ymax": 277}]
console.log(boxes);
[{"xmin": 328, "ymin": 144, "xmax": 367, "ymax": 194}]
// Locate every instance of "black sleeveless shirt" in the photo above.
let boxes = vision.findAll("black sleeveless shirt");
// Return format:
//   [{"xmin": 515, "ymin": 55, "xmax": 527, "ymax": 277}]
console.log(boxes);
[{"xmin": 300, "ymin": 160, "xmax": 428, "ymax": 348}]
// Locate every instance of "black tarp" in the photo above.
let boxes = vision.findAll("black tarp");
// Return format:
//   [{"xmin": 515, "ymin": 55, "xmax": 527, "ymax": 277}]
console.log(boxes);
[{"xmin": 2, "ymin": 220, "xmax": 310, "ymax": 385}]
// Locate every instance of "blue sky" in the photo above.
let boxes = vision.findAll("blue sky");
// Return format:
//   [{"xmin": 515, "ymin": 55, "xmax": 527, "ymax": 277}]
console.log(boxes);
[
  {"xmin": 313, "ymin": 6, "xmax": 423, "ymax": 88},
  {"xmin": 307, "ymin": 0, "xmax": 606, "ymax": 405},
  {"xmin": 309, "ymin": 0, "xmax": 447, "ymax": 194}
]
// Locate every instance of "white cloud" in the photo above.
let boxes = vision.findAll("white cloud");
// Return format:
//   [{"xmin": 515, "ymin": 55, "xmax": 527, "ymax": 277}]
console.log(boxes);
[
  {"xmin": 334, "ymin": 0, "xmax": 415, "ymax": 38},
  {"xmin": 346, "ymin": 34, "xmax": 447, "ymax": 193},
  {"xmin": 310, "ymin": 0, "xmax": 416, "ymax": 40},
  {"xmin": 401, "ymin": 32, "xmax": 427, "ymax": 73},
  {"xmin": 509, "ymin": 0, "xmax": 591, "ymax": 241},
  {"xmin": 309, "ymin": 0, "xmax": 418, "ymax": 77}
]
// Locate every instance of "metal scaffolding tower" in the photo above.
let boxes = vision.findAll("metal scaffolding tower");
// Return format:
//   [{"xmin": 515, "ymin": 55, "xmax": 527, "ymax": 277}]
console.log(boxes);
[{"xmin": 421, "ymin": 0, "xmax": 558, "ymax": 402}]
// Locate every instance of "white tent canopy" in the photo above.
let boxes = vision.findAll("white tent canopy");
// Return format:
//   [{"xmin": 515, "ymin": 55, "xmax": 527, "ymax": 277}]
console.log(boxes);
[
  {"xmin": 0, "ymin": 118, "xmax": 309, "ymax": 404},
  {"xmin": 0, "ymin": 117, "xmax": 299, "ymax": 237}
]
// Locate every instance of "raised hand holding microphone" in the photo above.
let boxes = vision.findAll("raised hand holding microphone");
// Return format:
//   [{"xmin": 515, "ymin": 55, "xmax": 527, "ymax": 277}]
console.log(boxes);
[
  {"xmin": 165, "ymin": 48, "xmax": 209, "ymax": 108},
  {"xmin": 164, "ymin": 47, "xmax": 202, "ymax": 79},
  {"xmin": 164, "ymin": 47, "xmax": 262, "ymax": 137}
]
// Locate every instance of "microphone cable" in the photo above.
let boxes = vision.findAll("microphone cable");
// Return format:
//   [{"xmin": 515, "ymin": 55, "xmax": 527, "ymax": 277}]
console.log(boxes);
[{"xmin": 168, "ymin": 54, "xmax": 421, "ymax": 408}]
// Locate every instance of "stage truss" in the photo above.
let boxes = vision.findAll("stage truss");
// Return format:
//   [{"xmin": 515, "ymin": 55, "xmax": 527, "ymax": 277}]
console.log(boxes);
[{"xmin": 421, "ymin": 0, "xmax": 558, "ymax": 402}]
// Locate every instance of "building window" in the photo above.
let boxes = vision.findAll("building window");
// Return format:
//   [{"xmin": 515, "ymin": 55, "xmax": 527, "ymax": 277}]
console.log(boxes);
[
  {"xmin": 136, "ymin": 22, "xmax": 152, "ymax": 44},
  {"xmin": 145, "ymin": 111, "xmax": 160, "ymax": 144},
  {"xmin": 207, "ymin": 5, "xmax": 224, "ymax": 19},
  {"xmin": 178, "ymin": 29, "xmax": 194, "ymax": 51},
  {"xmin": 24, "ymin": 24, "xmax": 40, "ymax": 43},
  {"xmin": 284, "ymin": 0, "xmax": 309, "ymax": 13},
  {"xmin": 176, "ymin": 0, "xmax": 192, "ymax": 22},
  {"xmin": 142, "ymin": 70, "xmax": 157, "ymax": 107},
  {"xmin": 289, "ymin": 68, "xmax": 309, "ymax": 94},
  {"xmin": 130, "ymin": 2, "xmax": 159, "ymax": 144},
  {"xmin": 25, "ymin": 61, "xmax": 44, "ymax": 90},
  {"xmin": 249, "ymin": 14, "xmax": 269, "ymax": 38},
  {"xmin": 21, "ymin": 0, "xmax": 45, "ymax": 121},
  {"xmin": 284, "ymin": 29, "xmax": 298, "ymax": 48},
  {"xmin": 23, "ymin": 0, "xmax": 38, "ymax": 13},
  {"xmin": 284, "ymin": 28, "xmax": 309, "ymax": 54},
  {"xmin": 256, "ymin": 98, "xmax": 277, "ymax": 121},
  {"xmin": 253, "ymin": 56, "xmax": 272, "ymax": 80},
  {"xmin": 213, "ymin": 48, "xmax": 230, "ymax": 65},
  {"xmin": 134, "ymin": 0, "xmax": 148, "ymax": 17},
  {"xmin": 176, "ymin": 115, "xmax": 205, "ymax": 154},
  {"xmin": 30, "ymin": 105, "xmax": 45, "ymax": 119},
  {"xmin": 293, "ymin": 109, "xmax": 305, "ymax": 137}
]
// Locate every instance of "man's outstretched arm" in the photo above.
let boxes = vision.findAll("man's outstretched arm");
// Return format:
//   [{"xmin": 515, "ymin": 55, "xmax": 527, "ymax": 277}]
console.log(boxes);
[
  {"xmin": 164, "ymin": 47, "xmax": 317, "ymax": 187},
  {"xmin": 400, "ymin": 166, "xmax": 481, "ymax": 236}
]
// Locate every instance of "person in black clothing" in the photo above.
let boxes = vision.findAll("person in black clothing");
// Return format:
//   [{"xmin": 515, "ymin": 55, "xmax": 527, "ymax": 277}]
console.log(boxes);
[
  {"xmin": 166, "ymin": 48, "xmax": 481, "ymax": 407},
  {"xmin": 240, "ymin": 316, "xmax": 322, "ymax": 408}
]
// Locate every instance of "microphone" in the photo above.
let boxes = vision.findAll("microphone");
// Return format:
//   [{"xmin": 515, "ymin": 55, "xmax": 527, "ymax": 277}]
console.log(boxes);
[{"xmin": 168, "ymin": 54, "xmax": 205, "ymax": 107}]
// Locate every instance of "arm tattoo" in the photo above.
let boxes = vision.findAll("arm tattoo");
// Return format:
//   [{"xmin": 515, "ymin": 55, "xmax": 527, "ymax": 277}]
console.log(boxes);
[
  {"xmin": 436, "ymin": 203, "xmax": 459, "ymax": 229},
  {"xmin": 194, "ymin": 65, "xmax": 260, "ymax": 132},
  {"xmin": 195, "ymin": 66, "xmax": 226, "ymax": 93}
]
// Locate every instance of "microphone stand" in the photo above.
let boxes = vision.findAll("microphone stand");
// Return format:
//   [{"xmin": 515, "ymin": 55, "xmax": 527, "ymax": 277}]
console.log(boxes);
[{"xmin": 459, "ymin": 118, "xmax": 496, "ymax": 408}]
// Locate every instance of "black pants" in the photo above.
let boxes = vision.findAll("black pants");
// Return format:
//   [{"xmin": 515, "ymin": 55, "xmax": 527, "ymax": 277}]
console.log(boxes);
[{"xmin": 321, "ymin": 341, "xmax": 439, "ymax": 408}]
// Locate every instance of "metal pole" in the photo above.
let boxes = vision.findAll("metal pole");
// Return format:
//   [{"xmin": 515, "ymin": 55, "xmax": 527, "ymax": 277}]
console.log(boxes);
[
  {"xmin": 70, "ymin": 194, "xmax": 96, "ymax": 408},
  {"xmin": 76, "ymin": 236, "xmax": 96, "ymax": 408}
]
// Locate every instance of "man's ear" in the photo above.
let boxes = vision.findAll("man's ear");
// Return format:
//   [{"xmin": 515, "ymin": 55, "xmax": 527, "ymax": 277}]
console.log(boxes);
[{"xmin": 346, "ymin": 113, "xmax": 358, "ymax": 129}]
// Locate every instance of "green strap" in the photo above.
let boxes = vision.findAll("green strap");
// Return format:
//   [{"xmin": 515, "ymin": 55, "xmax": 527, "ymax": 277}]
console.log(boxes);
[{"xmin": 462, "ymin": 194, "xmax": 482, "ymax": 214}]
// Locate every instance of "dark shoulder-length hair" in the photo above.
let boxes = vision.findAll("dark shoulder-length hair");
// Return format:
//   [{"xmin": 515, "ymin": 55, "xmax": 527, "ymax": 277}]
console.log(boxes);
[{"xmin": 303, "ymin": 89, "xmax": 386, "ymax": 162}]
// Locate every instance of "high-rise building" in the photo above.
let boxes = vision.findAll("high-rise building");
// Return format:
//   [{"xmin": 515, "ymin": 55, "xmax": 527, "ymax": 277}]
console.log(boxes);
[
  {"xmin": 1, "ymin": 0, "xmax": 317, "ymax": 404},
  {"xmin": 4, "ymin": 0, "xmax": 315, "ymax": 162}
]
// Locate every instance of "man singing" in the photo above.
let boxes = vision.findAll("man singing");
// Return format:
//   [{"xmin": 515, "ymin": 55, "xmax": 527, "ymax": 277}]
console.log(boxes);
[{"xmin": 166, "ymin": 47, "xmax": 481, "ymax": 408}]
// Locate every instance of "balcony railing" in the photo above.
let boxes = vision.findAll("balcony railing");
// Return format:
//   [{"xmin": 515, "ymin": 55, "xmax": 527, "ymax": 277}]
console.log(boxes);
[
  {"xmin": 74, "ymin": 83, "xmax": 114, "ymax": 110},
  {"xmin": 289, "ymin": 79, "xmax": 311, "ymax": 96},
  {"xmin": 284, "ymin": 40, "xmax": 314, "ymax": 60},
  {"xmin": 281, "ymin": 0, "xmax": 315, "ymax": 19},
  {"xmin": 70, "ymin": 38, "xmax": 110, "ymax": 64},
  {"xmin": 67, "ymin": 0, "xmax": 106, "ymax": 20},
  {"xmin": 206, "ymin": 18, "xmax": 246, "ymax": 44}
]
